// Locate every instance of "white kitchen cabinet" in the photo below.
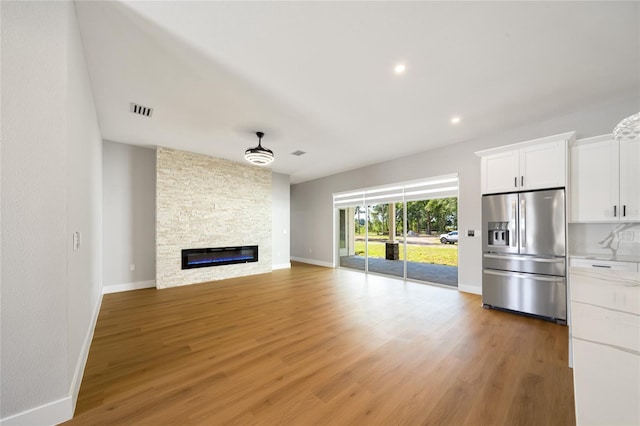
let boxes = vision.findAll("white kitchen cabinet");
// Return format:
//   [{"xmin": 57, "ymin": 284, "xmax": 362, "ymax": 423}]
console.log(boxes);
[
  {"xmin": 477, "ymin": 132, "xmax": 572, "ymax": 195},
  {"xmin": 570, "ymin": 257, "xmax": 638, "ymax": 272},
  {"xmin": 573, "ymin": 339, "xmax": 640, "ymax": 426},
  {"xmin": 570, "ymin": 267, "xmax": 640, "ymax": 426},
  {"xmin": 519, "ymin": 140, "xmax": 567, "ymax": 190},
  {"xmin": 480, "ymin": 150, "xmax": 519, "ymax": 194},
  {"xmin": 620, "ymin": 138, "xmax": 640, "ymax": 220},
  {"xmin": 570, "ymin": 135, "xmax": 640, "ymax": 222}
]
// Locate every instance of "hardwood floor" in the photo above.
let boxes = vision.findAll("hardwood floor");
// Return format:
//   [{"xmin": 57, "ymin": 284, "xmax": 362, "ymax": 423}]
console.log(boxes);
[{"xmin": 64, "ymin": 262, "xmax": 575, "ymax": 425}]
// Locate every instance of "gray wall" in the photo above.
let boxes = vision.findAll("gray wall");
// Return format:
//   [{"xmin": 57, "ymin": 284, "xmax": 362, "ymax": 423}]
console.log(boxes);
[
  {"xmin": 291, "ymin": 95, "xmax": 640, "ymax": 294},
  {"xmin": 1, "ymin": 1, "xmax": 103, "ymax": 421},
  {"xmin": 272, "ymin": 172, "xmax": 291, "ymax": 268},
  {"xmin": 102, "ymin": 141, "xmax": 156, "ymax": 290}
]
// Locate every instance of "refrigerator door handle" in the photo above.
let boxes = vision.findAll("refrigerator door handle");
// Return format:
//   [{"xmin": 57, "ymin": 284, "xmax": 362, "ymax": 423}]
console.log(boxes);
[
  {"xmin": 484, "ymin": 269, "xmax": 564, "ymax": 282},
  {"xmin": 511, "ymin": 199, "xmax": 518, "ymax": 247},
  {"xmin": 520, "ymin": 198, "xmax": 526, "ymax": 248},
  {"xmin": 483, "ymin": 254, "xmax": 565, "ymax": 263}
]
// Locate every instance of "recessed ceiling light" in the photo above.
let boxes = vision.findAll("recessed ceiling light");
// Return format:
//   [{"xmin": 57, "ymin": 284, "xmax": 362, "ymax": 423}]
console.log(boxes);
[
  {"xmin": 394, "ymin": 64, "xmax": 406, "ymax": 74},
  {"xmin": 450, "ymin": 116, "xmax": 461, "ymax": 124}
]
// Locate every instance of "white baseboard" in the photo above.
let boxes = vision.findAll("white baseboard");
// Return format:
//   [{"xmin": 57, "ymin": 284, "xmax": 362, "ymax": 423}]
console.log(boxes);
[
  {"xmin": 0, "ymin": 291, "xmax": 105, "ymax": 426},
  {"xmin": 102, "ymin": 280, "xmax": 156, "ymax": 294},
  {"xmin": 458, "ymin": 283, "xmax": 482, "ymax": 295},
  {"xmin": 290, "ymin": 257, "xmax": 334, "ymax": 268},
  {"xmin": 69, "ymin": 292, "xmax": 103, "ymax": 412},
  {"xmin": 272, "ymin": 262, "xmax": 291, "ymax": 270},
  {"xmin": 0, "ymin": 396, "xmax": 72, "ymax": 426}
]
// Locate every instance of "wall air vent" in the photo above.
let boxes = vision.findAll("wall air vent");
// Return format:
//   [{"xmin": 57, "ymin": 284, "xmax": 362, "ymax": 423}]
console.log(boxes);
[
  {"xmin": 291, "ymin": 150, "xmax": 306, "ymax": 156},
  {"xmin": 130, "ymin": 102, "xmax": 153, "ymax": 118}
]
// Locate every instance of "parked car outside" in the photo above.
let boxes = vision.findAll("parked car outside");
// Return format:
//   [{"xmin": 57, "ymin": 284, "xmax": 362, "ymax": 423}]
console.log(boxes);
[{"xmin": 440, "ymin": 231, "xmax": 458, "ymax": 244}]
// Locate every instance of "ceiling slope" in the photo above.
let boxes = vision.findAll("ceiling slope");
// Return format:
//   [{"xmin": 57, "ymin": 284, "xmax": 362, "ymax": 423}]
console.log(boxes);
[{"xmin": 75, "ymin": 1, "xmax": 640, "ymax": 183}]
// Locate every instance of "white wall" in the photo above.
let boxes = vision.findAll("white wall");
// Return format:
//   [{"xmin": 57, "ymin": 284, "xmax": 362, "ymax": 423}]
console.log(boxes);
[
  {"xmin": 290, "ymin": 95, "xmax": 640, "ymax": 294},
  {"xmin": 65, "ymin": 0, "xmax": 104, "ymax": 410},
  {"xmin": 272, "ymin": 172, "xmax": 291, "ymax": 269},
  {"xmin": 103, "ymin": 141, "xmax": 156, "ymax": 292},
  {"xmin": 1, "ymin": 1, "xmax": 103, "ymax": 423}
]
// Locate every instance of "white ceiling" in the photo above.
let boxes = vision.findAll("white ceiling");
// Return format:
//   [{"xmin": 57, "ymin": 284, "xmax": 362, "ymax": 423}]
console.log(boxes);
[{"xmin": 75, "ymin": 1, "xmax": 640, "ymax": 184}]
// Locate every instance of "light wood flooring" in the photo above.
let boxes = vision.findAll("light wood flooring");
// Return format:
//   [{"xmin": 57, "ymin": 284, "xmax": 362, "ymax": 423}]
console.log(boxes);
[{"xmin": 64, "ymin": 262, "xmax": 575, "ymax": 425}]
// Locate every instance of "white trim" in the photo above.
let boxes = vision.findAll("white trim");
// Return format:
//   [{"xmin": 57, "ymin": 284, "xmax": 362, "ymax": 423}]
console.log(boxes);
[
  {"xmin": 290, "ymin": 257, "xmax": 334, "ymax": 268},
  {"xmin": 404, "ymin": 186, "xmax": 458, "ymax": 197},
  {"xmin": 102, "ymin": 280, "xmax": 156, "ymax": 294},
  {"xmin": 0, "ymin": 396, "xmax": 72, "ymax": 426},
  {"xmin": 332, "ymin": 173, "xmax": 459, "ymax": 199},
  {"xmin": 458, "ymin": 284, "xmax": 482, "ymax": 295},
  {"xmin": 475, "ymin": 131, "xmax": 576, "ymax": 157},
  {"xmin": 272, "ymin": 263, "xmax": 291, "ymax": 270},
  {"xmin": 69, "ymin": 293, "xmax": 103, "ymax": 412}
]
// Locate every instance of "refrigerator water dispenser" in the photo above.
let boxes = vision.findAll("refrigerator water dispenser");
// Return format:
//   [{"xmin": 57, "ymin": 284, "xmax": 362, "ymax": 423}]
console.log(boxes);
[{"xmin": 487, "ymin": 222, "xmax": 509, "ymax": 247}]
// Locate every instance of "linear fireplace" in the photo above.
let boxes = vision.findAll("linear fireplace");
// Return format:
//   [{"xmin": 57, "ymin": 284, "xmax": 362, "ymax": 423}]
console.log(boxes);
[{"xmin": 181, "ymin": 245, "xmax": 258, "ymax": 270}]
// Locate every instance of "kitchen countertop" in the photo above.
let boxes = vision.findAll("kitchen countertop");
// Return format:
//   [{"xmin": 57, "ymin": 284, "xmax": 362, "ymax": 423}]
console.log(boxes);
[{"xmin": 570, "ymin": 253, "xmax": 640, "ymax": 263}]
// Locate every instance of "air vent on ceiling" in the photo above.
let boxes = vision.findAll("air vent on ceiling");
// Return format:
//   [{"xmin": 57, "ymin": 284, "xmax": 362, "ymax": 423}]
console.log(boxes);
[
  {"xmin": 291, "ymin": 150, "xmax": 306, "ymax": 156},
  {"xmin": 130, "ymin": 102, "xmax": 153, "ymax": 117}
]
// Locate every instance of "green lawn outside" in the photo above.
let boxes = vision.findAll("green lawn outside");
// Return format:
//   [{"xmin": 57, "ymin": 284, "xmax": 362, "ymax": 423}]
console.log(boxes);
[{"xmin": 353, "ymin": 241, "xmax": 458, "ymax": 267}]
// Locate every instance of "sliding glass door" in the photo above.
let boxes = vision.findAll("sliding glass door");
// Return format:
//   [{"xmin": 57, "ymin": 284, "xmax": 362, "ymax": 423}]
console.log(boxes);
[
  {"xmin": 405, "ymin": 198, "xmax": 458, "ymax": 286},
  {"xmin": 338, "ymin": 206, "xmax": 365, "ymax": 272},
  {"xmin": 366, "ymin": 203, "xmax": 403, "ymax": 279},
  {"xmin": 334, "ymin": 175, "xmax": 459, "ymax": 287}
]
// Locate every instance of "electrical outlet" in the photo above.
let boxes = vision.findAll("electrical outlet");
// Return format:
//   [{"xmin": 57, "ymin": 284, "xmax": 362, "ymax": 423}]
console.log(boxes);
[
  {"xmin": 72, "ymin": 231, "xmax": 81, "ymax": 251},
  {"xmin": 619, "ymin": 231, "xmax": 634, "ymax": 241},
  {"xmin": 130, "ymin": 264, "xmax": 136, "ymax": 271}
]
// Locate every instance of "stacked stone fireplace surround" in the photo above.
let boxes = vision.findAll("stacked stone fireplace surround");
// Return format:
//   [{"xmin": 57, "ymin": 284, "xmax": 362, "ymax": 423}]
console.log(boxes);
[{"xmin": 156, "ymin": 147, "xmax": 272, "ymax": 289}]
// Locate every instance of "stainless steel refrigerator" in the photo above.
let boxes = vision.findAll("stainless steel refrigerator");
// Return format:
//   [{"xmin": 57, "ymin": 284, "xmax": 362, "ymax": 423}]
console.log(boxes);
[{"xmin": 482, "ymin": 188, "xmax": 566, "ymax": 322}]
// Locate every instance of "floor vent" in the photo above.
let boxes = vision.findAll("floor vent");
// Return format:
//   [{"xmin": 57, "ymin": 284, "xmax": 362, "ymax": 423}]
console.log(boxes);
[
  {"xmin": 291, "ymin": 150, "xmax": 306, "ymax": 156},
  {"xmin": 130, "ymin": 102, "xmax": 153, "ymax": 117}
]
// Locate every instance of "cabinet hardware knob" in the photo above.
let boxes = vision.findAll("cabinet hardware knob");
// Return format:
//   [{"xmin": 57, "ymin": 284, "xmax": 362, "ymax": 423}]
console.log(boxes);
[
  {"xmin": 514, "ymin": 177, "xmax": 517, "ymax": 187},
  {"xmin": 521, "ymin": 176, "xmax": 524, "ymax": 186},
  {"xmin": 614, "ymin": 205, "xmax": 617, "ymax": 217},
  {"xmin": 623, "ymin": 205, "xmax": 626, "ymax": 217}
]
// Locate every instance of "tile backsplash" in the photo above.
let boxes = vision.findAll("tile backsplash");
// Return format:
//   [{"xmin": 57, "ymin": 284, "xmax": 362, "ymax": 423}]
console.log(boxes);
[{"xmin": 569, "ymin": 222, "xmax": 640, "ymax": 257}]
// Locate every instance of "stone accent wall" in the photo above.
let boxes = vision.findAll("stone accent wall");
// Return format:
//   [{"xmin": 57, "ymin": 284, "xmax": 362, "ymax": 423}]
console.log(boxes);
[{"xmin": 156, "ymin": 147, "xmax": 272, "ymax": 289}]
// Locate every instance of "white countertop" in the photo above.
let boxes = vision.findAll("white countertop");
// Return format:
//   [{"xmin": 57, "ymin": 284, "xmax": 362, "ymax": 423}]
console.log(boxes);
[{"xmin": 570, "ymin": 253, "xmax": 640, "ymax": 263}]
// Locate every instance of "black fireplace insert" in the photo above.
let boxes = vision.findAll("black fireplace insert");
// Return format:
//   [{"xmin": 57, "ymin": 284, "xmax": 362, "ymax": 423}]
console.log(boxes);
[{"xmin": 181, "ymin": 245, "xmax": 258, "ymax": 270}]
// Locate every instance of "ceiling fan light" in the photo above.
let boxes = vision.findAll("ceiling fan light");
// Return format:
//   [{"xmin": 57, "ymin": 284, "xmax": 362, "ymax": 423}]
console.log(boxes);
[
  {"xmin": 613, "ymin": 112, "xmax": 640, "ymax": 141},
  {"xmin": 244, "ymin": 131, "xmax": 274, "ymax": 166}
]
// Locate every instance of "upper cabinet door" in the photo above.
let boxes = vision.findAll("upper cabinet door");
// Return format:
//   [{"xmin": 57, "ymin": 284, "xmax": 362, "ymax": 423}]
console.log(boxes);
[
  {"xmin": 619, "ymin": 138, "xmax": 640, "ymax": 221},
  {"xmin": 519, "ymin": 141, "xmax": 566, "ymax": 191},
  {"xmin": 481, "ymin": 150, "xmax": 519, "ymax": 194},
  {"xmin": 570, "ymin": 137, "xmax": 619, "ymax": 222},
  {"xmin": 477, "ymin": 131, "xmax": 573, "ymax": 195}
]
